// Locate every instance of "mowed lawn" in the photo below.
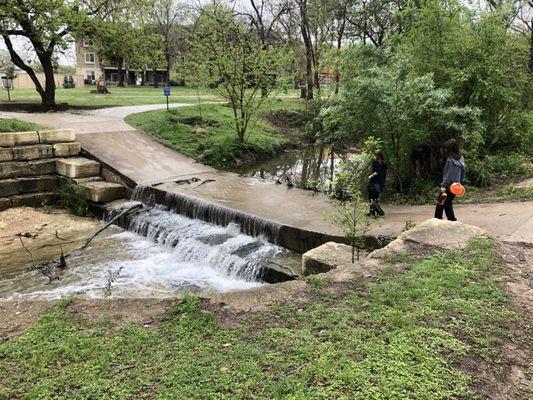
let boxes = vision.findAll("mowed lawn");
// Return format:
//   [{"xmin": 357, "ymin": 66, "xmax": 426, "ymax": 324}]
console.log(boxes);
[{"xmin": 0, "ymin": 86, "xmax": 217, "ymax": 107}]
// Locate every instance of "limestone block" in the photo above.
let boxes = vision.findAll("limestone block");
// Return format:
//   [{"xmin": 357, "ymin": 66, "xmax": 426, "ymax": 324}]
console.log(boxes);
[
  {"xmin": 17, "ymin": 175, "xmax": 58, "ymax": 194},
  {"xmin": 0, "ymin": 179, "xmax": 19, "ymax": 197},
  {"xmin": 38, "ymin": 129, "xmax": 75, "ymax": 144},
  {"xmin": 302, "ymin": 242, "xmax": 354, "ymax": 276},
  {"xmin": 0, "ymin": 197, "xmax": 10, "ymax": 211},
  {"xmin": 12, "ymin": 144, "xmax": 54, "ymax": 161},
  {"xmin": 58, "ymin": 176, "xmax": 103, "ymax": 186},
  {"xmin": 81, "ymin": 181, "xmax": 124, "ymax": 203},
  {"xmin": 10, "ymin": 192, "xmax": 56, "ymax": 208},
  {"xmin": 29, "ymin": 159, "xmax": 56, "ymax": 176},
  {"xmin": 52, "ymin": 142, "xmax": 81, "ymax": 157},
  {"xmin": 56, "ymin": 157, "xmax": 100, "ymax": 178},
  {"xmin": 0, "ymin": 148, "xmax": 13, "ymax": 162},
  {"xmin": 369, "ymin": 218, "xmax": 490, "ymax": 259},
  {"xmin": 0, "ymin": 162, "xmax": 30, "ymax": 179},
  {"xmin": 0, "ymin": 131, "xmax": 39, "ymax": 147}
]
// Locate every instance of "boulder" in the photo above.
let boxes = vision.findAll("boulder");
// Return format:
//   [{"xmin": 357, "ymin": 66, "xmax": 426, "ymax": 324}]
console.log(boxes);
[
  {"xmin": 52, "ymin": 142, "xmax": 81, "ymax": 157},
  {"xmin": 0, "ymin": 148, "xmax": 13, "ymax": 162},
  {"xmin": 0, "ymin": 179, "xmax": 19, "ymax": 197},
  {"xmin": 302, "ymin": 242, "xmax": 354, "ymax": 276},
  {"xmin": 257, "ymin": 262, "xmax": 300, "ymax": 283},
  {"xmin": 369, "ymin": 218, "xmax": 490, "ymax": 259},
  {"xmin": 0, "ymin": 131, "xmax": 39, "ymax": 147},
  {"xmin": 17, "ymin": 175, "xmax": 58, "ymax": 194},
  {"xmin": 12, "ymin": 144, "xmax": 53, "ymax": 161},
  {"xmin": 0, "ymin": 162, "xmax": 30, "ymax": 179},
  {"xmin": 81, "ymin": 181, "xmax": 124, "ymax": 203},
  {"xmin": 29, "ymin": 159, "xmax": 56, "ymax": 176},
  {"xmin": 56, "ymin": 157, "xmax": 100, "ymax": 178},
  {"xmin": 38, "ymin": 129, "xmax": 75, "ymax": 144}
]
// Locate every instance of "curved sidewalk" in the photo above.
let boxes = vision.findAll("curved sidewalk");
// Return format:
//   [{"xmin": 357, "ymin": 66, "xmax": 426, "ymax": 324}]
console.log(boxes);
[{"xmin": 1, "ymin": 105, "xmax": 532, "ymax": 244}]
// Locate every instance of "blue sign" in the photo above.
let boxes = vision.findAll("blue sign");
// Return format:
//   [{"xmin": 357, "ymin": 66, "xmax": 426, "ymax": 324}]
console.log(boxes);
[{"xmin": 164, "ymin": 86, "xmax": 171, "ymax": 96}]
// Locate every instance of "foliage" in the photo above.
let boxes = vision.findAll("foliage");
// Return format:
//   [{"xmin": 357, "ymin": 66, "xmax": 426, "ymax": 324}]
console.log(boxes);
[
  {"xmin": 0, "ymin": 118, "xmax": 43, "ymax": 133},
  {"xmin": 0, "ymin": 239, "xmax": 525, "ymax": 399},
  {"xmin": 55, "ymin": 184, "xmax": 92, "ymax": 217},
  {"xmin": 188, "ymin": 3, "xmax": 291, "ymax": 143}
]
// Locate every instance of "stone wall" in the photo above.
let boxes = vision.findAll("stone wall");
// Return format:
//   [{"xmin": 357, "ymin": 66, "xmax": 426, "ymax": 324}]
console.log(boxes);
[{"xmin": 0, "ymin": 129, "xmax": 82, "ymax": 210}]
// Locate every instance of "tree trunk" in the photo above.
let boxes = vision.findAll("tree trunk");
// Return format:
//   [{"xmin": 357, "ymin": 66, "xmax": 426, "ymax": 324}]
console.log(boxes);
[
  {"xmin": 40, "ymin": 55, "xmax": 57, "ymax": 108},
  {"xmin": 528, "ymin": 19, "xmax": 533, "ymax": 74},
  {"xmin": 117, "ymin": 59, "xmax": 125, "ymax": 87},
  {"xmin": 298, "ymin": 0, "xmax": 314, "ymax": 100},
  {"xmin": 153, "ymin": 69, "xmax": 158, "ymax": 88},
  {"xmin": 166, "ymin": 64, "xmax": 171, "ymax": 87}
]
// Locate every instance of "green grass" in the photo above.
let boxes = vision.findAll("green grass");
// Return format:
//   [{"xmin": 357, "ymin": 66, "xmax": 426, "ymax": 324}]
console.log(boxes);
[
  {"xmin": 0, "ymin": 239, "xmax": 525, "ymax": 399},
  {"xmin": 125, "ymin": 99, "xmax": 305, "ymax": 168},
  {"xmin": 0, "ymin": 118, "xmax": 43, "ymax": 132},
  {"xmin": 0, "ymin": 86, "xmax": 218, "ymax": 108}
]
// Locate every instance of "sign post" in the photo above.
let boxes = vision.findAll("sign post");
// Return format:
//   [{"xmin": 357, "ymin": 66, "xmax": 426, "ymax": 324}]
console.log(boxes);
[
  {"xmin": 164, "ymin": 86, "xmax": 170, "ymax": 111},
  {"xmin": 1, "ymin": 76, "xmax": 13, "ymax": 101}
]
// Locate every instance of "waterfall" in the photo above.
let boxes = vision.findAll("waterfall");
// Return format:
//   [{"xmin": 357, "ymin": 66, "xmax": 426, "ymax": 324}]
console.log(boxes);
[
  {"xmin": 131, "ymin": 185, "xmax": 282, "ymax": 244},
  {"xmin": 105, "ymin": 201, "xmax": 299, "ymax": 284}
]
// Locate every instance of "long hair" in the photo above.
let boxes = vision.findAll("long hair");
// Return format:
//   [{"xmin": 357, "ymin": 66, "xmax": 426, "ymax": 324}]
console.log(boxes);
[
  {"xmin": 374, "ymin": 150, "xmax": 386, "ymax": 163},
  {"xmin": 444, "ymin": 139, "xmax": 461, "ymax": 160}
]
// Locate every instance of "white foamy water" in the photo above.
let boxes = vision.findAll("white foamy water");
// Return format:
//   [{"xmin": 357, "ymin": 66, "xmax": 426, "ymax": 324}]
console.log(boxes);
[{"xmin": 0, "ymin": 208, "xmax": 297, "ymax": 300}]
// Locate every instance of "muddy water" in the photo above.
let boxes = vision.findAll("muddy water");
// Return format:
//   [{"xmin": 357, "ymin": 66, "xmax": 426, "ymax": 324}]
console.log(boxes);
[{"xmin": 0, "ymin": 207, "xmax": 299, "ymax": 300}]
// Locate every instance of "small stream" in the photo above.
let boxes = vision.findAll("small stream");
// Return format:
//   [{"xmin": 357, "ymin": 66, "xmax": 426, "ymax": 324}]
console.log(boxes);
[{"xmin": 235, "ymin": 145, "xmax": 355, "ymax": 189}]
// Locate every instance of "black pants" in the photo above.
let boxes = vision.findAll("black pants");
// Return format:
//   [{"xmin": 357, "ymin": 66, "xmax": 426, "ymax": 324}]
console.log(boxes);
[{"xmin": 434, "ymin": 190, "xmax": 456, "ymax": 221}]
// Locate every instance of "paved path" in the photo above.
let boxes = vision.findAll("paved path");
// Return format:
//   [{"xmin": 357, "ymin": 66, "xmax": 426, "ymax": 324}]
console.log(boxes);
[{"xmin": 2, "ymin": 105, "xmax": 532, "ymax": 244}]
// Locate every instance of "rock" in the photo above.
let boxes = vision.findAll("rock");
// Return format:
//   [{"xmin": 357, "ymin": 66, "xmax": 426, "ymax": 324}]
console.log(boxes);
[
  {"xmin": 0, "ymin": 179, "xmax": 19, "ymax": 197},
  {"xmin": 515, "ymin": 178, "xmax": 533, "ymax": 189},
  {"xmin": 257, "ymin": 262, "xmax": 300, "ymax": 283},
  {"xmin": 0, "ymin": 197, "xmax": 10, "ymax": 211},
  {"xmin": 12, "ymin": 144, "xmax": 53, "ymax": 161},
  {"xmin": 38, "ymin": 129, "xmax": 75, "ymax": 144},
  {"xmin": 52, "ymin": 142, "xmax": 81, "ymax": 157},
  {"xmin": 369, "ymin": 218, "xmax": 490, "ymax": 259},
  {"xmin": 17, "ymin": 175, "xmax": 58, "ymax": 194},
  {"xmin": 10, "ymin": 192, "xmax": 56, "ymax": 208},
  {"xmin": 81, "ymin": 181, "xmax": 124, "ymax": 203},
  {"xmin": 56, "ymin": 157, "xmax": 100, "ymax": 178},
  {"xmin": 195, "ymin": 127, "xmax": 208, "ymax": 135},
  {"xmin": 28, "ymin": 159, "xmax": 56, "ymax": 176},
  {"xmin": 0, "ymin": 131, "xmax": 39, "ymax": 147},
  {"xmin": 0, "ymin": 148, "xmax": 13, "ymax": 162},
  {"xmin": 302, "ymin": 242, "xmax": 354, "ymax": 276},
  {"xmin": 0, "ymin": 162, "xmax": 30, "ymax": 179}
]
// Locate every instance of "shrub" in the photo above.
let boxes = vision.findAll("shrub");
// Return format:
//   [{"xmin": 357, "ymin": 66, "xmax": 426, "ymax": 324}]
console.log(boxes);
[
  {"xmin": 55, "ymin": 184, "xmax": 92, "ymax": 217},
  {"xmin": 466, "ymin": 159, "xmax": 494, "ymax": 188}
]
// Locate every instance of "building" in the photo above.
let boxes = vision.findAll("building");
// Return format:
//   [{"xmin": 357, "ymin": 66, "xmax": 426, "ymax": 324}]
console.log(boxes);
[{"xmin": 74, "ymin": 38, "xmax": 166, "ymax": 86}]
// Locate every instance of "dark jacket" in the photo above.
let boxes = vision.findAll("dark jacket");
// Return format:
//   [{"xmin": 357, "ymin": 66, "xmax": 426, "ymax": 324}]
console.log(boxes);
[
  {"xmin": 441, "ymin": 156, "xmax": 465, "ymax": 189},
  {"xmin": 370, "ymin": 160, "xmax": 388, "ymax": 191}
]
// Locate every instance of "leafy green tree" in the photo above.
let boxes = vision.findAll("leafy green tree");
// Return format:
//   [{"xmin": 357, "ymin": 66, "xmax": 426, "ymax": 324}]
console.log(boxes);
[
  {"xmin": 0, "ymin": 0, "xmax": 108, "ymax": 107},
  {"xmin": 189, "ymin": 2, "xmax": 289, "ymax": 143}
]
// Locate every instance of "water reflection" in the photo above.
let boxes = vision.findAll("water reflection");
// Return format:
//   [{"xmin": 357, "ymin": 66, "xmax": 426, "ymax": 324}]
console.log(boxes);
[{"xmin": 236, "ymin": 145, "xmax": 355, "ymax": 189}]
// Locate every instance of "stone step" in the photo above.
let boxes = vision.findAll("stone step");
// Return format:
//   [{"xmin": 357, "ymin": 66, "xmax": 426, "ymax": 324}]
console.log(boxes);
[
  {"xmin": 56, "ymin": 157, "xmax": 100, "ymax": 179},
  {"xmin": 52, "ymin": 142, "xmax": 81, "ymax": 157},
  {"xmin": 12, "ymin": 144, "xmax": 54, "ymax": 161},
  {"xmin": 0, "ymin": 175, "xmax": 58, "ymax": 197},
  {"xmin": 0, "ymin": 129, "xmax": 75, "ymax": 147},
  {"xmin": 81, "ymin": 181, "xmax": 125, "ymax": 203},
  {"xmin": 59, "ymin": 175, "xmax": 104, "ymax": 186},
  {"xmin": 10, "ymin": 192, "xmax": 56, "ymax": 208}
]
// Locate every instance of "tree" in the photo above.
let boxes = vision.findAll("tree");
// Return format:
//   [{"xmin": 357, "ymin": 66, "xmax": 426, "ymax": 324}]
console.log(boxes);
[
  {"xmin": 148, "ymin": 0, "xmax": 186, "ymax": 86},
  {"xmin": 0, "ymin": 49, "xmax": 17, "ymax": 79},
  {"xmin": 0, "ymin": 0, "xmax": 109, "ymax": 107},
  {"xmin": 189, "ymin": 3, "xmax": 289, "ymax": 143}
]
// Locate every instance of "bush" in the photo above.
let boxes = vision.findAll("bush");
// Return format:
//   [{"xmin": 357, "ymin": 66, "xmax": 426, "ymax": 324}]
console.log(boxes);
[
  {"xmin": 55, "ymin": 184, "xmax": 92, "ymax": 217},
  {"xmin": 466, "ymin": 159, "xmax": 494, "ymax": 188}
]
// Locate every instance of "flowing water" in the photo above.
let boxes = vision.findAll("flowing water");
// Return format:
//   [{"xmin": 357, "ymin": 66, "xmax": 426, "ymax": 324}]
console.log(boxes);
[{"xmin": 0, "ymin": 203, "xmax": 300, "ymax": 300}]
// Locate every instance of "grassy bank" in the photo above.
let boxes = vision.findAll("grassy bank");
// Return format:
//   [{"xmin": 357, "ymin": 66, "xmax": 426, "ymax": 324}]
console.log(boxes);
[
  {"xmin": 125, "ymin": 99, "xmax": 306, "ymax": 168},
  {"xmin": 0, "ymin": 239, "xmax": 527, "ymax": 399},
  {"xmin": 0, "ymin": 118, "xmax": 43, "ymax": 132}
]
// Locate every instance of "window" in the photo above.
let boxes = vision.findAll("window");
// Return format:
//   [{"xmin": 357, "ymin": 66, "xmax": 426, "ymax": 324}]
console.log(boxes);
[
  {"xmin": 86, "ymin": 70, "xmax": 95, "ymax": 81},
  {"xmin": 110, "ymin": 73, "xmax": 119, "ymax": 83},
  {"xmin": 83, "ymin": 38, "xmax": 94, "ymax": 47},
  {"xmin": 85, "ymin": 53, "xmax": 95, "ymax": 64}
]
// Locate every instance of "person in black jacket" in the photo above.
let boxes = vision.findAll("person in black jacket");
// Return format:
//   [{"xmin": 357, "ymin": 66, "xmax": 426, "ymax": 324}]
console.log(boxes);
[
  {"xmin": 435, "ymin": 139, "xmax": 465, "ymax": 221},
  {"xmin": 367, "ymin": 150, "xmax": 388, "ymax": 217}
]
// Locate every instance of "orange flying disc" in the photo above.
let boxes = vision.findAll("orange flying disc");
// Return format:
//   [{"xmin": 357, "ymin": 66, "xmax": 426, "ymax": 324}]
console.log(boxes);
[{"xmin": 450, "ymin": 182, "xmax": 465, "ymax": 196}]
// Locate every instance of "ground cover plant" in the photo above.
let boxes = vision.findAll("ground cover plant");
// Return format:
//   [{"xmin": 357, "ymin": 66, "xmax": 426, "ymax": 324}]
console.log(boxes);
[
  {"xmin": 0, "ymin": 118, "xmax": 43, "ymax": 132},
  {"xmin": 125, "ymin": 98, "xmax": 305, "ymax": 168},
  {"xmin": 1, "ymin": 239, "xmax": 529, "ymax": 399}
]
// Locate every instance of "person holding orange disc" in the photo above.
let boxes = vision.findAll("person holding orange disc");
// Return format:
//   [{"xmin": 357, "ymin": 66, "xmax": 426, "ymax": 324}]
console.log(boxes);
[{"xmin": 434, "ymin": 139, "xmax": 465, "ymax": 221}]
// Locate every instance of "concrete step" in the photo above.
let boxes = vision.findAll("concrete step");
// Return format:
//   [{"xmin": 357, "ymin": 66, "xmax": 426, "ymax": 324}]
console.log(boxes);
[
  {"xmin": 81, "ymin": 181, "xmax": 125, "ymax": 203},
  {"xmin": 56, "ymin": 157, "xmax": 100, "ymax": 178}
]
